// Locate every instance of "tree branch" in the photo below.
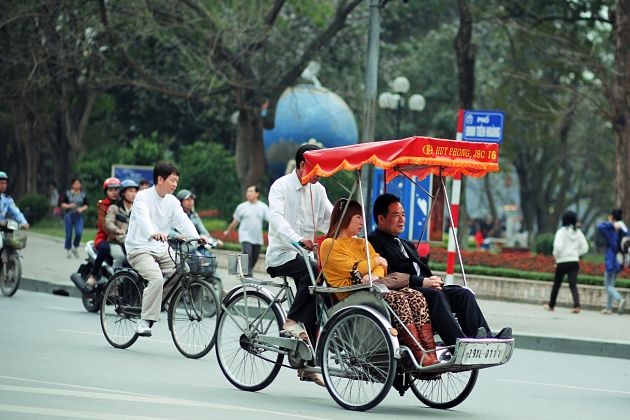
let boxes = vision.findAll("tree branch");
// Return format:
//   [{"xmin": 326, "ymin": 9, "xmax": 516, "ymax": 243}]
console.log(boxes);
[
  {"xmin": 263, "ymin": 0, "xmax": 363, "ymax": 128},
  {"xmin": 98, "ymin": 0, "xmax": 222, "ymax": 99}
]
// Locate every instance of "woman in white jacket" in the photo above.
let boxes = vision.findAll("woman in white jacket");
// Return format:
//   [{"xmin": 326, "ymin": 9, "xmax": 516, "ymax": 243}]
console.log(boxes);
[{"xmin": 544, "ymin": 211, "xmax": 589, "ymax": 313}]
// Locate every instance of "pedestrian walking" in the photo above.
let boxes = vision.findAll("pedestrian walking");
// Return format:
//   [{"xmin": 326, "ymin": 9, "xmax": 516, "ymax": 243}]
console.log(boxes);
[
  {"xmin": 60, "ymin": 178, "xmax": 88, "ymax": 258},
  {"xmin": 223, "ymin": 185, "xmax": 269, "ymax": 276},
  {"xmin": 597, "ymin": 208, "xmax": 627, "ymax": 315},
  {"xmin": 543, "ymin": 211, "xmax": 589, "ymax": 314},
  {"xmin": 49, "ymin": 181, "xmax": 60, "ymax": 217}
]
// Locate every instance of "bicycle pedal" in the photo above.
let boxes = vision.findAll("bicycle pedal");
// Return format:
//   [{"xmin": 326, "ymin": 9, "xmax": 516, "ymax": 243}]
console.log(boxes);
[{"xmin": 280, "ymin": 330, "xmax": 300, "ymax": 339}]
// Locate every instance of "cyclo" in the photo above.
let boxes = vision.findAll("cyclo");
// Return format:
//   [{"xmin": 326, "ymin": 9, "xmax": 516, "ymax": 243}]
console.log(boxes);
[
  {"xmin": 99, "ymin": 237, "xmax": 220, "ymax": 359},
  {"xmin": 214, "ymin": 137, "xmax": 515, "ymax": 411}
]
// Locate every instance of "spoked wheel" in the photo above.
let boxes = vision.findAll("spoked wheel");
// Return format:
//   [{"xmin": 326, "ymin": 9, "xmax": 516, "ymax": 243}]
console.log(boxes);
[
  {"xmin": 215, "ymin": 290, "xmax": 284, "ymax": 391},
  {"xmin": 410, "ymin": 368, "xmax": 478, "ymax": 409},
  {"xmin": 0, "ymin": 254, "xmax": 21, "ymax": 297},
  {"xmin": 100, "ymin": 271, "xmax": 143, "ymax": 349},
  {"xmin": 168, "ymin": 278, "xmax": 219, "ymax": 359},
  {"xmin": 319, "ymin": 308, "xmax": 396, "ymax": 411}
]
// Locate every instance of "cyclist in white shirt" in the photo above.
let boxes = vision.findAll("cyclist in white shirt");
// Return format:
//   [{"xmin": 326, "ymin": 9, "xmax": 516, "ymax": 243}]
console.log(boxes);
[{"xmin": 125, "ymin": 162, "xmax": 200, "ymax": 337}]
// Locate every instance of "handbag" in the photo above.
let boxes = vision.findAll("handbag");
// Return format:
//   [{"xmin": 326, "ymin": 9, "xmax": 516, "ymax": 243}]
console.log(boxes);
[
  {"xmin": 373, "ymin": 272, "xmax": 409, "ymax": 290},
  {"xmin": 350, "ymin": 262, "xmax": 363, "ymax": 285}
]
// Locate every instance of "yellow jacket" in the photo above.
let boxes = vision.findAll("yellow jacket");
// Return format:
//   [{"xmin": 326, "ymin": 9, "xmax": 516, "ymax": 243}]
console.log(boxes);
[{"xmin": 320, "ymin": 237, "xmax": 385, "ymax": 301}]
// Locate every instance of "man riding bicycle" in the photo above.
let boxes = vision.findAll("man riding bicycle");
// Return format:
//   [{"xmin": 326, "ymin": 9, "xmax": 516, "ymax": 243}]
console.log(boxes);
[{"xmin": 125, "ymin": 162, "xmax": 202, "ymax": 337}]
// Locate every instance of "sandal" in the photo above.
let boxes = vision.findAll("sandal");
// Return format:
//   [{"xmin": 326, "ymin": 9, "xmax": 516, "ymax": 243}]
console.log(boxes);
[
  {"xmin": 298, "ymin": 369, "xmax": 325, "ymax": 387},
  {"xmin": 282, "ymin": 323, "xmax": 308, "ymax": 340}
]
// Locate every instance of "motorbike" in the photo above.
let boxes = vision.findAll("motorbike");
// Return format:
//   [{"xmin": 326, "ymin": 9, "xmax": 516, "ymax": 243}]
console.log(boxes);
[
  {"xmin": 0, "ymin": 219, "xmax": 27, "ymax": 297},
  {"xmin": 70, "ymin": 240, "xmax": 115, "ymax": 312}
]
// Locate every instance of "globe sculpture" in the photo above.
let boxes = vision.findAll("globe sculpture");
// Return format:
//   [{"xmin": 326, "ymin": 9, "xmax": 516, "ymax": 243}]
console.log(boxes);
[{"xmin": 263, "ymin": 84, "xmax": 359, "ymax": 180}]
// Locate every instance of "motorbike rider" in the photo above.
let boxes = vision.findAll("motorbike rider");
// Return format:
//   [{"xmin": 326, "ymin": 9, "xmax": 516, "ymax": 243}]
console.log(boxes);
[
  {"xmin": 104, "ymin": 179, "xmax": 138, "ymax": 269},
  {"xmin": 172, "ymin": 189, "xmax": 223, "ymax": 249},
  {"xmin": 0, "ymin": 171, "xmax": 30, "ymax": 230},
  {"xmin": 86, "ymin": 177, "xmax": 121, "ymax": 289}
]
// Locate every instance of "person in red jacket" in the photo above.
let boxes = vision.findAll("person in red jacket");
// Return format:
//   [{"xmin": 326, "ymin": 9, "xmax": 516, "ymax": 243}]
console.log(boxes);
[{"xmin": 86, "ymin": 177, "xmax": 120, "ymax": 289}]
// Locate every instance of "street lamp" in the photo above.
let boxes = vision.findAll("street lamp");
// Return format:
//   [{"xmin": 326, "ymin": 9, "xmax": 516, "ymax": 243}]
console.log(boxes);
[{"xmin": 378, "ymin": 76, "xmax": 426, "ymax": 138}]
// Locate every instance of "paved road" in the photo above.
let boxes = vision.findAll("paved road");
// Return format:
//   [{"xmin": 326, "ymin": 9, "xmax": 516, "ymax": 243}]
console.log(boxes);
[
  {"xmin": 13, "ymin": 233, "xmax": 630, "ymax": 359},
  {"xmin": 1, "ymin": 291, "xmax": 629, "ymax": 419}
]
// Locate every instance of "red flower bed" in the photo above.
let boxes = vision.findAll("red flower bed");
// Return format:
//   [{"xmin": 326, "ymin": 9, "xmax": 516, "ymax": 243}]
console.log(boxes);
[{"xmin": 429, "ymin": 247, "xmax": 630, "ymax": 278}]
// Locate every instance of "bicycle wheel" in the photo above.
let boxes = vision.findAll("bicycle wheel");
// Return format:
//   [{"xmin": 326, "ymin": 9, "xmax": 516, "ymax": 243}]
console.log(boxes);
[
  {"xmin": 100, "ymin": 271, "xmax": 143, "ymax": 349},
  {"xmin": 0, "ymin": 253, "xmax": 21, "ymax": 297},
  {"xmin": 319, "ymin": 308, "xmax": 396, "ymax": 411},
  {"xmin": 410, "ymin": 368, "xmax": 478, "ymax": 409},
  {"xmin": 168, "ymin": 278, "xmax": 219, "ymax": 359},
  {"xmin": 215, "ymin": 289, "xmax": 284, "ymax": 391}
]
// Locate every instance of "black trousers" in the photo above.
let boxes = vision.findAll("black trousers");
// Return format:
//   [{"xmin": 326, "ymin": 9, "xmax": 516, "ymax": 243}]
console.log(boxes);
[
  {"xmin": 241, "ymin": 242, "xmax": 261, "ymax": 276},
  {"xmin": 410, "ymin": 279, "xmax": 490, "ymax": 346},
  {"xmin": 91, "ymin": 242, "xmax": 110, "ymax": 277},
  {"xmin": 548, "ymin": 261, "xmax": 580, "ymax": 308},
  {"xmin": 267, "ymin": 255, "xmax": 318, "ymax": 342}
]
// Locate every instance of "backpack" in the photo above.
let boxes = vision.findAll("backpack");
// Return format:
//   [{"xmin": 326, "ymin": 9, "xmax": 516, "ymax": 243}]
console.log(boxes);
[{"xmin": 616, "ymin": 232, "xmax": 630, "ymax": 268}]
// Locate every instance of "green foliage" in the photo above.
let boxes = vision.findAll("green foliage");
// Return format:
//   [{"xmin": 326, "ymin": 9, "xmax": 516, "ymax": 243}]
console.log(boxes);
[
  {"xmin": 178, "ymin": 141, "xmax": 240, "ymax": 220},
  {"xmin": 534, "ymin": 233, "xmax": 555, "ymax": 255},
  {"xmin": 16, "ymin": 194, "xmax": 49, "ymax": 225},
  {"xmin": 74, "ymin": 134, "xmax": 239, "ymax": 221}
]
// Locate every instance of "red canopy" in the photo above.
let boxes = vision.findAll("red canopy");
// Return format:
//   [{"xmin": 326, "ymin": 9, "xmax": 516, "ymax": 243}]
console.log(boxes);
[{"xmin": 301, "ymin": 136, "xmax": 499, "ymax": 184}]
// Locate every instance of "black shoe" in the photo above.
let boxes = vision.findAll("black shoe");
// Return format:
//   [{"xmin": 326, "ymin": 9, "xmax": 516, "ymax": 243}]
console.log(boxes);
[
  {"xmin": 475, "ymin": 327, "xmax": 487, "ymax": 339},
  {"xmin": 494, "ymin": 327, "xmax": 512, "ymax": 339}
]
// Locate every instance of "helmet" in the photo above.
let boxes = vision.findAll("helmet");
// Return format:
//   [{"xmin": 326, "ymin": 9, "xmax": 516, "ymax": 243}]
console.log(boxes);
[
  {"xmin": 176, "ymin": 189, "xmax": 195, "ymax": 201},
  {"xmin": 120, "ymin": 179, "xmax": 139, "ymax": 195},
  {"xmin": 103, "ymin": 177, "xmax": 121, "ymax": 192},
  {"xmin": 0, "ymin": 171, "xmax": 7, "ymax": 181}
]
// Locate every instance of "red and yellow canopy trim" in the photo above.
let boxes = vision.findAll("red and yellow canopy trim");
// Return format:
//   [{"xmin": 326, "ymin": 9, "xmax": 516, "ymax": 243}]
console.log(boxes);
[{"xmin": 301, "ymin": 136, "xmax": 499, "ymax": 184}]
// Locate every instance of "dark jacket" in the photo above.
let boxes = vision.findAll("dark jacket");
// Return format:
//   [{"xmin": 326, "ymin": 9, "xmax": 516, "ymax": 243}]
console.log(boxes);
[{"xmin": 368, "ymin": 228, "xmax": 431, "ymax": 287}]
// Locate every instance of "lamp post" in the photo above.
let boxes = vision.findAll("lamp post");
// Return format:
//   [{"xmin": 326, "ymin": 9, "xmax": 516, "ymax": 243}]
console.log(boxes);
[{"xmin": 378, "ymin": 76, "xmax": 426, "ymax": 138}]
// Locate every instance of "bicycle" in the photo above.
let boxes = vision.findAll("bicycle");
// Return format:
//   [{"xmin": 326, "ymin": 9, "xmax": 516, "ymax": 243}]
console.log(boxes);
[{"xmin": 100, "ymin": 237, "xmax": 220, "ymax": 359}]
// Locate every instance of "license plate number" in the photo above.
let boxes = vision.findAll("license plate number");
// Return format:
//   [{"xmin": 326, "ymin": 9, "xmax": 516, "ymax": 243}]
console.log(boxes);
[{"xmin": 461, "ymin": 342, "xmax": 506, "ymax": 365}]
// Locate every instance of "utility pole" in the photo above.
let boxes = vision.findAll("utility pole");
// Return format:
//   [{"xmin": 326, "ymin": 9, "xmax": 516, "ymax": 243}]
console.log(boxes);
[{"xmin": 360, "ymin": 0, "xmax": 382, "ymax": 217}]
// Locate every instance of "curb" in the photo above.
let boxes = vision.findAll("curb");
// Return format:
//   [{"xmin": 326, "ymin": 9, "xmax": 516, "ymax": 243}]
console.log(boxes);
[
  {"xmin": 20, "ymin": 276, "xmax": 83, "ymax": 298},
  {"xmin": 514, "ymin": 333, "xmax": 630, "ymax": 360}
]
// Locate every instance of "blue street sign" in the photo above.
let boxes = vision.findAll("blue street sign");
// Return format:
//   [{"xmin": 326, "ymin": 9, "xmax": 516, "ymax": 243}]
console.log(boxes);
[
  {"xmin": 462, "ymin": 110, "xmax": 504, "ymax": 143},
  {"xmin": 372, "ymin": 170, "xmax": 431, "ymax": 241},
  {"xmin": 111, "ymin": 164, "xmax": 154, "ymax": 186}
]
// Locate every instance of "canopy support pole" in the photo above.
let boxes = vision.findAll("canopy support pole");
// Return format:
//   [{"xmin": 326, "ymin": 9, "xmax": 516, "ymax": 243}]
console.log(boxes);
[{"xmin": 441, "ymin": 176, "xmax": 468, "ymax": 287}]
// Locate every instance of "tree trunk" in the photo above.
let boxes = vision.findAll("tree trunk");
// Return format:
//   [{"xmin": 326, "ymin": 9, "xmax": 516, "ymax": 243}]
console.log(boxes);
[
  {"xmin": 613, "ymin": 0, "xmax": 630, "ymax": 218},
  {"xmin": 235, "ymin": 107, "xmax": 266, "ymax": 192},
  {"xmin": 454, "ymin": 0, "xmax": 475, "ymax": 250},
  {"xmin": 11, "ymin": 110, "xmax": 42, "ymax": 195},
  {"xmin": 483, "ymin": 175, "xmax": 497, "ymax": 221}
]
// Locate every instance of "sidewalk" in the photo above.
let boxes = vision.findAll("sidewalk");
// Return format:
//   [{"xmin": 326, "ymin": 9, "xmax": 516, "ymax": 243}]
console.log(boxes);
[{"xmin": 15, "ymin": 233, "xmax": 630, "ymax": 359}]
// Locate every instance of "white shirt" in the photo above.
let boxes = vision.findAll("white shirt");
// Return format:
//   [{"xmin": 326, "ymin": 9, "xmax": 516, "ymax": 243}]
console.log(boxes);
[
  {"xmin": 553, "ymin": 226, "xmax": 589, "ymax": 263},
  {"xmin": 233, "ymin": 200, "xmax": 269, "ymax": 245},
  {"xmin": 125, "ymin": 187, "xmax": 198, "ymax": 254},
  {"xmin": 265, "ymin": 170, "xmax": 333, "ymax": 267}
]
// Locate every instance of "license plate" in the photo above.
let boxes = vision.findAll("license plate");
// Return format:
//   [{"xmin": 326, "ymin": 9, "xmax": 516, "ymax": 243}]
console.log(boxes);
[{"xmin": 461, "ymin": 342, "xmax": 507, "ymax": 365}]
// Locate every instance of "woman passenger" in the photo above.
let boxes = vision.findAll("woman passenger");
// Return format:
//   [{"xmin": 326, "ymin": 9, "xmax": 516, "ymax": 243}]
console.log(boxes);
[{"xmin": 319, "ymin": 199, "xmax": 438, "ymax": 366}]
